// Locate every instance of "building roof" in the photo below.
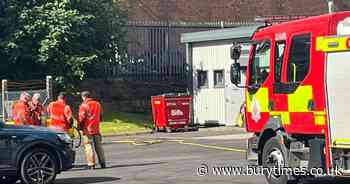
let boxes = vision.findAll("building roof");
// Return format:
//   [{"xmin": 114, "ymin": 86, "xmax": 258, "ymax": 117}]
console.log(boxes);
[
  {"xmin": 125, "ymin": 0, "xmax": 350, "ymax": 22},
  {"xmin": 181, "ymin": 25, "xmax": 263, "ymax": 43}
]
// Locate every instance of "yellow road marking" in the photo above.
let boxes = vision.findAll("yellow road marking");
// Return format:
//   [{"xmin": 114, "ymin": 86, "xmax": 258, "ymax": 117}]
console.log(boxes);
[
  {"xmin": 143, "ymin": 140, "xmax": 163, "ymax": 144},
  {"xmin": 110, "ymin": 139, "xmax": 246, "ymax": 153},
  {"xmin": 111, "ymin": 140, "xmax": 163, "ymax": 146},
  {"xmin": 167, "ymin": 139, "xmax": 185, "ymax": 142},
  {"xmin": 111, "ymin": 140, "xmax": 147, "ymax": 146},
  {"xmin": 172, "ymin": 140, "xmax": 246, "ymax": 153}
]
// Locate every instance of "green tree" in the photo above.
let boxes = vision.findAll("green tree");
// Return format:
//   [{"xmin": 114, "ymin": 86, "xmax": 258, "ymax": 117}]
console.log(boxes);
[
  {"xmin": 72, "ymin": 0, "xmax": 128, "ymax": 78},
  {"xmin": 0, "ymin": 0, "xmax": 127, "ymax": 88}
]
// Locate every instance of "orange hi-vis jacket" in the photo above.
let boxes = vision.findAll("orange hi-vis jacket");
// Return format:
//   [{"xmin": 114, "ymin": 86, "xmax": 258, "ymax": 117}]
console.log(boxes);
[
  {"xmin": 47, "ymin": 99, "xmax": 73, "ymax": 132},
  {"xmin": 12, "ymin": 100, "xmax": 33, "ymax": 126},
  {"xmin": 30, "ymin": 102, "xmax": 45, "ymax": 126},
  {"xmin": 78, "ymin": 98, "xmax": 101, "ymax": 136}
]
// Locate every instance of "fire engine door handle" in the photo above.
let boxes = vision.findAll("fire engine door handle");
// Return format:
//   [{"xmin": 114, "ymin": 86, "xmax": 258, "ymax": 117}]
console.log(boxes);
[
  {"xmin": 268, "ymin": 101, "xmax": 275, "ymax": 111},
  {"xmin": 308, "ymin": 100, "xmax": 315, "ymax": 111}
]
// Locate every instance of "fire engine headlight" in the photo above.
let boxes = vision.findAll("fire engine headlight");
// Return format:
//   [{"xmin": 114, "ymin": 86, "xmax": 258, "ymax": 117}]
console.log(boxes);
[{"xmin": 57, "ymin": 133, "xmax": 73, "ymax": 144}]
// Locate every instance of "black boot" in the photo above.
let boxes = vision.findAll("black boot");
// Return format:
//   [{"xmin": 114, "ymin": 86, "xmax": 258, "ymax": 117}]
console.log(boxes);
[{"xmin": 100, "ymin": 163, "xmax": 106, "ymax": 169}]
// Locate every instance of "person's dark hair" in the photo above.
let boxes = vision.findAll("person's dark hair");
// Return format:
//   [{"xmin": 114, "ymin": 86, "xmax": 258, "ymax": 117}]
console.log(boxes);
[
  {"xmin": 58, "ymin": 92, "xmax": 67, "ymax": 100},
  {"xmin": 81, "ymin": 91, "xmax": 91, "ymax": 98}
]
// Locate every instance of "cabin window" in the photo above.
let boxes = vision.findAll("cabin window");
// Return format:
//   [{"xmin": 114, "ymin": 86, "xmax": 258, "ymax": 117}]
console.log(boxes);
[
  {"xmin": 287, "ymin": 34, "xmax": 311, "ymax": 82},
  {"xmin": 274, "ymin": 41, "xmax": 286, "ymax": 82},
  {"xmin": 214, "ymin": 70, "xmax": 225, "ymax": 88},
  {"xmin": 197, "ymin": 70, "xmax": 208, "ymax": 88},
  {"xmin": 249, "ymin": 40, "xmax": 271, "ymax": 86}
]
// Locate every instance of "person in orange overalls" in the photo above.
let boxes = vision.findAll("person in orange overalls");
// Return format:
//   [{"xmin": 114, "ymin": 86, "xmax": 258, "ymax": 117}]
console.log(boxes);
[
  {"xmin": 30, "ymin": 93, "xmax": 45, "ymax": 126},
  {"xmin": 47, "ymin": 92, "xmax": 73, "ymax": 132},
  {"xmin": 78, "ymin": 91, "xmax": 106, "ymax": 169},
  {"xmin": 12, "ymin": 92, "xmax": 33, "ymax": 126}
]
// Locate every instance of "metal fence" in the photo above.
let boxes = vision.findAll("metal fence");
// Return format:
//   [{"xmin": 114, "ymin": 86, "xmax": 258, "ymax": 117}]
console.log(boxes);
[
  {"xmin": 1, "ymin": 90, "xmax": 48, "ymax": 120},
  {"xmin": 0, "ymin": 76, "xmax": 52, "ymax": 121},
  {"xmin": 107, "ymin": 21, "xmax": 254, "ymax": 83}
]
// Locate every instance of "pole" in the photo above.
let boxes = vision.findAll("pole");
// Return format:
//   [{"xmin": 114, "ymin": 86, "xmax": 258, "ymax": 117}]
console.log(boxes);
[
  {"xmin": 2, "ymin": 80, "xmax": 7, "ymax": 122},
  {"xmin": 185, "ymin": 43, "xmax": 194, "ymax": 125},
  {"xmin": 46, "ymin": 76, "xmax": 53, "ymax": 103},
  {"xmin": 166, "ymin": 22, "xmax": 171, "ymax": 80},
  {"xmin": 328, "ymin": 0, "xmax": 334, "ymax": 13}
]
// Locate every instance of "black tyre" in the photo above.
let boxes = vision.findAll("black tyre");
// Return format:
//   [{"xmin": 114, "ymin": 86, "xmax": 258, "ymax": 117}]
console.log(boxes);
[
  {"xmin": 0, "ymin": 176, "xmax": 18, "ymax": 184},
  {"xmin": 262, "ymin": 136, "xmax": 289, "ymax": 184},
  {"xmin": 20, "ymin": 149, "xmax": 58, "ymax": 184}
]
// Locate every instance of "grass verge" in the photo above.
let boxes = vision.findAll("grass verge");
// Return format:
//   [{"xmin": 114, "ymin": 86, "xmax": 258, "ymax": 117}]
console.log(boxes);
[
  {"xmin": 100, "ymin": 110, "xmax": 153, "ymax": 136},
  {"xmin": 4, "ymin": 108, "xmax": 153, "ymax": 136}
]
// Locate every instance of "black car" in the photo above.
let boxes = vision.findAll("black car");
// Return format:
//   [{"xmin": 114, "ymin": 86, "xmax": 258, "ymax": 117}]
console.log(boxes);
[{"xmin": 0, "ymin": 122, "xmax": 75, "ymax": 184}]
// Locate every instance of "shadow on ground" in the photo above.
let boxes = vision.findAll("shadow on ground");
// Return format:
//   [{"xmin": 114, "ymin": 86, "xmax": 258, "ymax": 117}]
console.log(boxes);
[
  {"xmin": 71, "ymin": 162, "xmax": 167, "ymax": 171},
  {"xmin": 55, "ymin": 177, "xmax": 120, "ymax": 184},
  {"xmin": 301, "ymin": 177, "xmax": 350, "ymax": 184}
]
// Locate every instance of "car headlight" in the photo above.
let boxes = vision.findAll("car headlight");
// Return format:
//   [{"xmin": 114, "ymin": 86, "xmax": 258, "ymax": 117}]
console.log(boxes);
[{"xmin": 57, "ymin": 133, "xmax": 73, "ymax": 144}]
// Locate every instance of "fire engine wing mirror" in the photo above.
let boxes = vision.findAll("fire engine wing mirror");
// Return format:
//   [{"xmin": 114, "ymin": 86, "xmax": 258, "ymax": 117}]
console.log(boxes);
[
  {"xmin": 230, "ymin": 44, "xmax": 242, "ymax": 60},
  {"xmin": 230, "ymin": 63, "xmax": 241, "ymax": 86}
]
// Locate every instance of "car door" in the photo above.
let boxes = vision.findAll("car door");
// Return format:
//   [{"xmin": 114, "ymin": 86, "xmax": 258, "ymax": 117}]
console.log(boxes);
[{"xmin": 0, "ymin": 124, "xmax": 13, "ymax": 170}]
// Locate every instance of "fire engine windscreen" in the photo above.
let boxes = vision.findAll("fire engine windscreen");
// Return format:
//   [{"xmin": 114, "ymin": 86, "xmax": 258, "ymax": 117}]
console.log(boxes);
[{"xmin": 249, "ymin": 41, "xmax": 271, "ymax": 85}]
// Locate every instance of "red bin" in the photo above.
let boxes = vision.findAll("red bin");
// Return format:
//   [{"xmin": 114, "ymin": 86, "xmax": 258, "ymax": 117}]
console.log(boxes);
[{"xmin": 151, "ymin": 94, "xmax": 192, "ymax": 132}]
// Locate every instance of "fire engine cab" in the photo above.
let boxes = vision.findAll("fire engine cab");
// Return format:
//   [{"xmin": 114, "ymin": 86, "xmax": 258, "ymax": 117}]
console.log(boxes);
[{"xmin": 230, "ymin": 11, "xmax": 350, "ymax": 184}]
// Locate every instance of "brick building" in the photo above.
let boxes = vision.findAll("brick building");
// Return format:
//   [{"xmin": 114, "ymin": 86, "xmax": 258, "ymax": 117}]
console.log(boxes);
[
  {"xmin": 126, "ymin": 0, "xmax": 350, "ymax": 22},
  {"xmin": 100, "ymin": 0, "xmax": 350, "ymax": 114},
  {"xmin": 113, "ymin": 0, "xmax": 350, "ymax": 84}
]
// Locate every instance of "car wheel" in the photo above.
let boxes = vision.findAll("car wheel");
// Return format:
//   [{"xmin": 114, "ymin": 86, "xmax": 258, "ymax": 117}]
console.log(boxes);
[
  {"xmin": 262, "ymin": 136, "xmax": 289, "ymax": 184},
  {"xmin": 0, "ymin": 176, "xmax": 18, "ymax": 184},
  {"xmin": 20, "ymin": 149, "xmax": 58, "ymax": 184}
]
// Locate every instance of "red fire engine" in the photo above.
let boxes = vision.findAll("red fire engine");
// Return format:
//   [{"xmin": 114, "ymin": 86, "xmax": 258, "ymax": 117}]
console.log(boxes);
[{"xmin": 230, "ymin": 11, "xmax": 350, "ymax": 184}]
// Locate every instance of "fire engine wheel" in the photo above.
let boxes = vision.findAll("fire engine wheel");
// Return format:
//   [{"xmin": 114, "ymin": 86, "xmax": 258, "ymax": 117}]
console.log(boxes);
[{"xmin": 262, "ymin": 136, "xmax": 289, "ymax": 184}]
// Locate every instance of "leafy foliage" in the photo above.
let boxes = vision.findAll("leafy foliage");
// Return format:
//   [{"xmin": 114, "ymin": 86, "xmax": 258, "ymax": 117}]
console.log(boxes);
[{"xmin": 0, "ymin": 0, "xmax": 127, "ymax": 88}]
